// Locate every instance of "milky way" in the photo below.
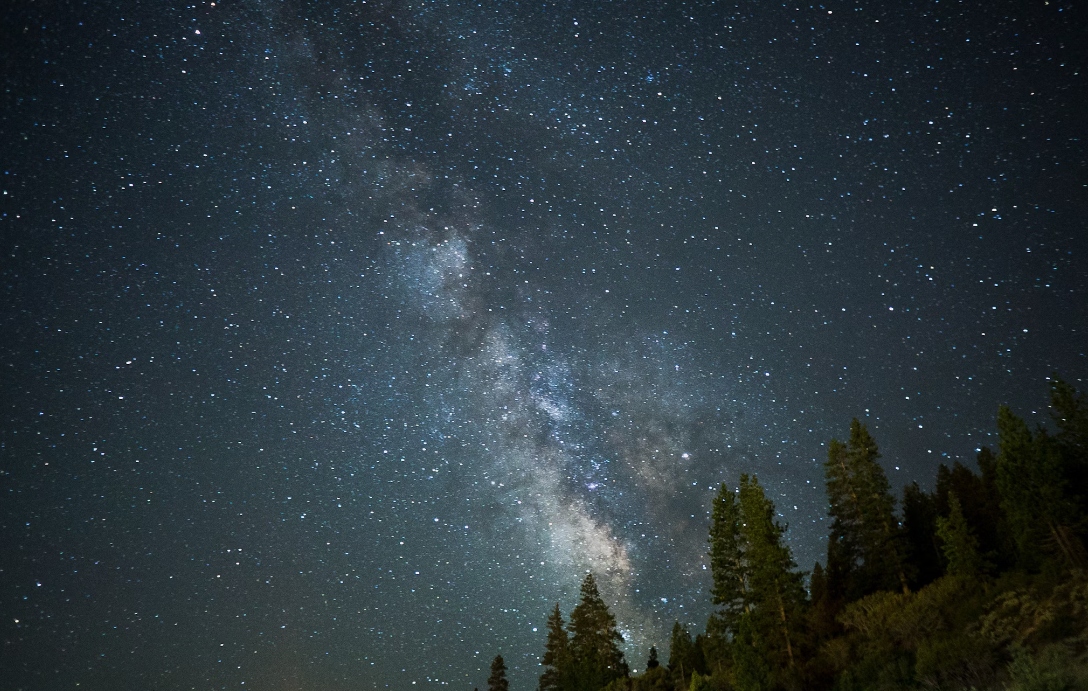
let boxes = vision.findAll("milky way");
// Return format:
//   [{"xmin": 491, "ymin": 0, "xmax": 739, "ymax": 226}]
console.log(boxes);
[{"xmin": 2, "ymin": 1, "xmax": 1085, "ymax": 689}]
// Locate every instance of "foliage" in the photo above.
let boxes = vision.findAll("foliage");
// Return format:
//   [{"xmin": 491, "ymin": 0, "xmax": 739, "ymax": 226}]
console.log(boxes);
[
  {"xmin": 979, "ymin": 572, "xmax": 1088, "ymax": 650},
  {"xmin": 935, "ymin": 492, "xmax": 988, "ymax": 578},
  {"xmin": 631, "ymin": 664, "xmax": 670, "ymax": 691},
  {"xmin": 706, "ymin": 475, "xmax": 806, "ymax": 684},
  {"xmin": 488, "ymin": 655, "xmax": 510, "ymax": 691},
  {"xmin": 730, "ymin": 612, "xmax": 770, "ymax": 691},
  {"xmin": 737, "ymin": 474, "xmax": 806, "ymax": 676},
  {"xmin": 643, "ymin": 646, "xmax": 659, "ymax": 671},
  {"xmin": 709, "ymin": 482, "xmax": 747, "ymax": 627},
  {"xmin": 902, "ymin": 481, "xmax": 943, "ymax": 589},
  {"xmin": 913, "ymin": 630, "xmax": 998, "ymax": 689},
  {"xmin": 687, "ymin": 671, "xmax": 713, "ymax": 691},
  {"xmin": 996, "ymin": 406, "xmax": 1086, "ymax": 569},
  {"xmin": 538, "ymin": 579, "xmax": 629, "ymax": 691},
  {"xmin": 934, "ymin": 454, "xmax": 1012, "ymax": 572},
  {"xmin": 540, "ymin": 602, "xmax": 573, "ymax": 691},
  {"xmin": 825, "ymin": 420, "xmax": 908, "ymax": 600},
  {"xmin": 668, "ymin": 621, "xmax": 702, "ymax": 689},
  {"xmin": 599, "ymin": 677, "xmax": 633, "ymax": 691},
  {"xmin": 537, "ymin": 376, "xmax": 1088, "ymax": 691},
  {"xmin": 1005, "ymin": 644, "xmax": 1088, "ymax": 691},
  {"xmin": 1050, "ymin": 377, "xmax": 1088, "ymax": 457}
]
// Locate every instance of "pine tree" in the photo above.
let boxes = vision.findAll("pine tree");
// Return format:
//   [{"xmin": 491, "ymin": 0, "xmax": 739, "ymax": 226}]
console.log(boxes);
[
  {"xmin": 824, "ymin": 419, "xmax": 908, "ymax": 598},
  {"xmin": 1050, "ymin": 376, "xmax": 1088, "ymax": 454},
  {"xmin": 700, "ymin": 611, "xmax": 731, "ymax": 678},
  {"xmin": 933, "ymin": 457, "xmax": 1010, "ymax": 572},
  {"xmin": 488, "ymin": 655, "xmax": 510, "ymax": 691},
  {"xmin": 737, "ymin": 474, "xmax": 806, "ymax": 673},
  {"xmin": 850, "ymin": 420, "xmax": 909, "ymax": 593},
  {"xmin": 569, "ymin": 573, "xmax": 628, "ymax": 691},
  {"xmin": 975, "ymin": 447, "xmax": 1019, "ymax": 569},
  {"xmin": 645, "ymin": 646, "xmax": 659, "ymax": 669},
  {"xmin": 825, "ymin": 437, "xmax": 863, "ymax": 600},
  {"xmin": 637, "ymin": 646, "xmax": 671, "ymax": 691},
  {"xmin": 902, "ymin": 481, "xmax": 942, "ymax": 589},
  {"xmin": 996, "ymin": 405, "xmax": 1087, "ymax": 569},
  {"xmin": 1049, "ymin": 376, "xmax": 1088, "ymax": 517},
  {"xmin": 807, "ymin": 561, "xmax": 838, "ymax": 642},
  {"xmin": 540, "ymin": 603, "xmax": 572, "ymax": 691},
  {"xmin": 936, "ymin": 492, "xmax": 986, "ymax": 577},
  {"xmin": 709, "ymin": 482, "xmax": 747, "ymax": 627},
  {"xmin": 667, "ymin": 621, "xmax": 696, "ymax": 687},
  {"xmin": 729, "ymin": 612, "xmax": 769, "ymax": 691},
  {"xmin": 689, "ymin": 670, "xmax": 713, "ymax": 691}
]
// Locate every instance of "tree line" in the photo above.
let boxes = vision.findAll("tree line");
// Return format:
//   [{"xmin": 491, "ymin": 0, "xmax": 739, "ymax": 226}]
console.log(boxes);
[{"xmin": 482, "ymin": 375, "xmax": 1088, "ymax": 691}]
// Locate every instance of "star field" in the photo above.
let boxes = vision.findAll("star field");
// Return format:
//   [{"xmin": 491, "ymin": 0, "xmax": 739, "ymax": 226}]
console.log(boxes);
[{"xmin": 1, "ymin": 0, "xmax": 1085, "ymax": 689}]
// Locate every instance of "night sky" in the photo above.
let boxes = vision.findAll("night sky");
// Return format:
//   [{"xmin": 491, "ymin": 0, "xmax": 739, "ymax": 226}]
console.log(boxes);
[{"xmin": 2, "ymin": 0, "xmax": 1086, "ymax": 689}]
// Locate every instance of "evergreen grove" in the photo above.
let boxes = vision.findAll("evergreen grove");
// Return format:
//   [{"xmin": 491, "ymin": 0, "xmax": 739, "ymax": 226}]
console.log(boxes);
[{"xmin": 485, "ymin": 376, "xmax": 1088, "ymax": 691}]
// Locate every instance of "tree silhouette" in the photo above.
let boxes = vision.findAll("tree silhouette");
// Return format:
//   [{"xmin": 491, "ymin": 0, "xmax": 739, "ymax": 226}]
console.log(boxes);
[
  {"xmin": 569, "ymin": 573, "xmax": 628, "ymax": 691},
  {"xmin": 825, "ymin": 420, "xmax": 908, "ymax": 599},
  {"xmin": 488, "ymin": 655, "xmax": 509, "ymax": 691},
  {"xmin": 935, "ymin": 492, "xmax": 986, "ymax": 577},
  {"xmin": 645, "ymin": 646, "xmax": 659, "ymax": 669},
  {"xmin": 539, "ymin": 603, "xmax": 572, "ymax": 691}
]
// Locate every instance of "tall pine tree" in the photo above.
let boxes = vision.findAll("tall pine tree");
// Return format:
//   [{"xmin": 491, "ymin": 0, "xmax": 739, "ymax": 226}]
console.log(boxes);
[
  {"xmin": 667, "ymin": 621, "xmax": 697, "ymax": 688},
  {"xmin": 1050, "ymin": 376, "xmax": 1088, "ymax": 455},
  {"xmin": 569, "ymin": 573, "xmax": 628, "ymax": 691},
  {"xmin": 933, "ymin": 457, "xmax": 1010, "ymax": 571},
  {"xmin": 824, "ymin": 419, "xmax": 908, "ymax": 599},
  {"xmin": 645, "ymin": 646, "xmax": 659, "ymax": 670},
  {"xmin": 709, "ymin": 482, "xmax": 747, "ymax": 629},
  {"xmin": 935, "ymin": 492, "xmax": 986, "ymax": 577},
  {"xmin": 737, "ymin": 474, "xmax": 806, "ymax": 673},
  {"xmin": 996, "ymin": 405, "xmax": 1087, "ymax": 569},
  {"xmin": 902, "ymin": 481, "xmax": 942, "ymax": 589},
  {"xmin": 1049, "ymin": 377, "xmax": 1088, "ymax": 522},
  {"xmin": 705, "ymin": 476, "xmax": 808, "ymax": 685},
  {"xmin": 488, "ymin": 655, "xmax": 510, "ymax": 691},
  {"xmin": 539, "ymin": 603, "xmax": 572, "ymax": 691}
]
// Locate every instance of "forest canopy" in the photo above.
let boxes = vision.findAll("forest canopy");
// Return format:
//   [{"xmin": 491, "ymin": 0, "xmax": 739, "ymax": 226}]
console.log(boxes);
[{"xmin": 490, "ymin": 376, "xmax": 1088, "ymax": 691}]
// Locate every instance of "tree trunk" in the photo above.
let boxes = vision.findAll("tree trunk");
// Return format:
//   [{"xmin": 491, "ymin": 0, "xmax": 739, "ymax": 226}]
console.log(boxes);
[
  {"xmin": 775, "ymin": 585, "xmax": 795, "ymax": 668},
  {"xmin": 1050, "ymin": 522, "xmax": 1088, "ymax": 570}
]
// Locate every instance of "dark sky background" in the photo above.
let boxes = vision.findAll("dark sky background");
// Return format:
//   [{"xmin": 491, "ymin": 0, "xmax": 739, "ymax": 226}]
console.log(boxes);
[{"xmin": 2, "ymin": 0, "xmax": 1085, "ymax": 689}]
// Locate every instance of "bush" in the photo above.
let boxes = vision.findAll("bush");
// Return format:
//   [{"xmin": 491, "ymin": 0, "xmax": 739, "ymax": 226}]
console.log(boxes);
[
  {"xmin": 914, "ymin": 631, "xmax": 998, "ymax": 689},
  {"xmin": 1005, "ymin": 644, "xmax": 1088, "ymax": 691}
]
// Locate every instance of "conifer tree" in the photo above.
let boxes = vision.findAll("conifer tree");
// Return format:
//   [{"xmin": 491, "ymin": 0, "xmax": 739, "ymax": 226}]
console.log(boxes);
[
  {"xmin": 902, "ymin": 481, "xmax": 942, "ymax": 589},
  {"xmin": 637, "ymin": 645, "xmax": 670, "ymax": 691},
  {"xmin": 645, "ymin": 646, "xmax": 659, "ymax": 669},
  {"xmin": 540, "ymin": 603, "xmax": 572, "ymax": 691},
  {"xmin": 709, "ymin": 482, "xmax": 747, "ymax": 627},
  {"xmin": 807, "ymin": 561, "xmax": 838, "ymax": 641},
  {"xmin": 973, "ymin": 447, "xmax": 1018, "ymax": 569},
  {"xmin": 850, "ymin": 421, "xmax": 909, "ymax": 593},
  {"xmin": 667, "ymin": 621, "xmax": 696, "ymax": 687},
  {"xmin": 1050, "ymin": 376, "xmax": 1088, "ymax": 454},
  {"xmin": 569, "ymin": 573, "xmax": 628, "ymax": 691},
  {"xmin": 996, "ymin": 406, "xmax": 1087, "ymax": 568},
  {"xmin": 488, "ymin": 655, "xmax": 510, "ymax": 691},
  {"xmin": 933, "ymin": 458, "xmax": 1010, "ymax": 572},
  {"xmin": 935, "ymin": 492, "xmax": 986, "ymax": 577},
  {"xmin": 824, "ymin": 419, "xmax": 908, "ymax": 598},
  {"xmin": 729, "ymin": 612, "xmax": 769, "ymax": 691},
  {"xmin": 825, "ymin": 437, "xmax": 861, "ymax": 601},
  {"xmin": 688, "ymin": 670, "xmax": 713, "ymax": 691},
  {"xmin": 737, "ymin": 474, "xmax": 805, "ymax": 672},
  {"xmin": 1049, "ymin": 376, "xmax": 1088, "ymax": 512}
]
